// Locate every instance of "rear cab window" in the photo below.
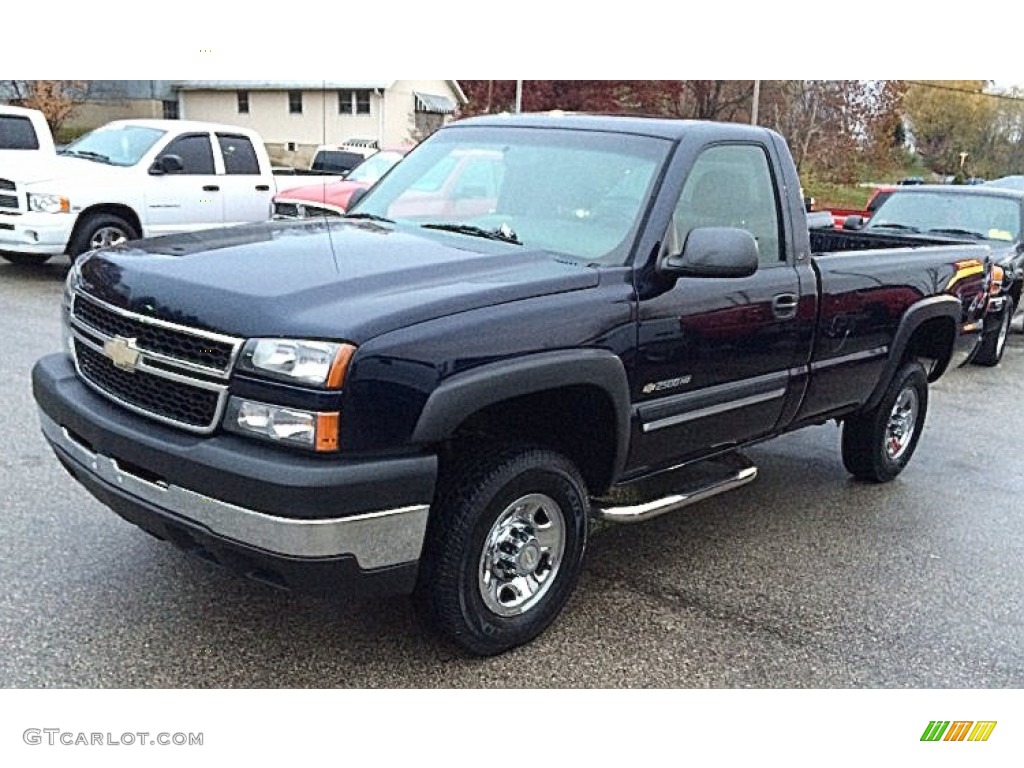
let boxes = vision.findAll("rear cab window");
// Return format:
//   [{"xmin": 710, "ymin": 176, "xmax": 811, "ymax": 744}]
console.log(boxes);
[{"xmin": 0, "ymin": 116, "xmax": 40, "ymax": 150}]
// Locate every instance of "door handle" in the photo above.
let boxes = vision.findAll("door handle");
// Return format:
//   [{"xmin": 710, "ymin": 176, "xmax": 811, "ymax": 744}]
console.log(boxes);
[
  {"xmin": 203, "ymin": 185, "xmax": 220, "ymax": 192},
  {"xmin": 256, "ymin": 184, "xmax": 270, "ymax": 192},
  {"xmin": 772, "ymin": 293, "xmax": 799, "ymax": 320}
]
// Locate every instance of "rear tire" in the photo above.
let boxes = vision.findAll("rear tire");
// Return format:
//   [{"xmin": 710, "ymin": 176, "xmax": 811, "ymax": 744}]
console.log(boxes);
[
  {"xmin": 0, "ymin": 252, "xmax": 50, "ymax": 266},
  {"xmin": 973, "ymin": 305, "xmax": 1012, "ymax": 366},
  {"xmin": 842, "ymin": 361, "xmax": 928, "ymax": 483},
  {"xmin": 414, "ymin": 443, "xmax": 589, "ymax": 656}
]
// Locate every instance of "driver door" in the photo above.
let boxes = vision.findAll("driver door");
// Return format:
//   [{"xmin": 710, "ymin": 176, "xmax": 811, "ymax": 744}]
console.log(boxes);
[{"xmin": 145, "ymin": 132, "xmax": 225, "ymax": 236}]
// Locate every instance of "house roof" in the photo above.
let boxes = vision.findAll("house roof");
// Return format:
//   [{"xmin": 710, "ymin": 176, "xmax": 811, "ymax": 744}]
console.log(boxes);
[
  {"xmin": 173, "ymin": 80, "xmax": 396, "ymax": 91},
  {"xmin": 173, "ymin": 80, "xmax": 468, "ymax": 105}
]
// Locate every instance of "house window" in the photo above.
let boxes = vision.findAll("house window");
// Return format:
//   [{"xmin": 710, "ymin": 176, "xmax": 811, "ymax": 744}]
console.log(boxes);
[
  {"xmin": 288, "ymin": 90, "xmax": 303, "ymax": 115},
  {"xmin": 162, "ymin": 100, "xmax": 179, "ymax": 119},
  {"xmin": 237, "ymin": 91, "xmax": 249, "ymax": 114},
  {"xmin": 339, "ymin": 89, "xmax": 371, "ymax": 115}
]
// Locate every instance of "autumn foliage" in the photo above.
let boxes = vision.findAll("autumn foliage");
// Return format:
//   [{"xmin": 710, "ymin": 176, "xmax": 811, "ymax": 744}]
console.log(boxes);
[
  {"xmin": 459, "ymin": 80, "xmax": 908, "ymax": 183},
  {"xmin": 6, "ymin": 80, "xmax": 86, "ymax": 133}
]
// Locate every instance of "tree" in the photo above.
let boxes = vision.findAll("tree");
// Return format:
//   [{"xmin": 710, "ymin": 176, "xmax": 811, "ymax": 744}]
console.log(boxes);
[
  {"xmin": 456, "ymin": 80, "xmax": 908, "ymax": 183},
  {"xmin": 6, "ymin": 80, "xmax": 87, "ymax": 134},
  {"xmin": 903, "ymin": 81, "xmax": 996, "ymax": 176}
]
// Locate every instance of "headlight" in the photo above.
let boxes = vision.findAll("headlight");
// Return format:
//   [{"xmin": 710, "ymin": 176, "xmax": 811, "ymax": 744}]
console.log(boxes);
[
  {"xmin": 225, "ymin": 398, "xmax": 339, "ymax": 452},
  {"xmin": 237, "ymin": 338, "xmax": 356, "ymax": 388},
  {"xmin": 27, "ymin": 193, "xmax": 71, "ymax": 214}
]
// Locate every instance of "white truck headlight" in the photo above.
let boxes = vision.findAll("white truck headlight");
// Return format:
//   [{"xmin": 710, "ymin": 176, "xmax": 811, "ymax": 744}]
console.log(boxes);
[
  {"xmin": 237, "ymin": 338, "xmax": 355, "ymax": 388},
  {"xmin": 225, "ymin": 398, "xmax": 339, "ymax": 452},
  {"xmin": 27, "ymin": 193, "xmax": 71, "ymax": 213}
]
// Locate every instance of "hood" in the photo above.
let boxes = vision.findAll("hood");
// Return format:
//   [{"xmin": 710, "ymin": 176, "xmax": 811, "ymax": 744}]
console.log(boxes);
[
  {"xmin": 986, "ymin": 240, "xmax": 1021, "ymax": 269},
  {"xmin": 274, "ymin": 179, "xmax": 368, "ymax": 211},
  {"xmin": 9, "ymin": 154, "xmax": 130, "ymax": 186},
  {"xmin": 77, "ymin": 220, "xmax": 599, "ymax": 343},
  {"xmin": 0, "ymin": 152, "xmax": 66, "ymax": 182}
]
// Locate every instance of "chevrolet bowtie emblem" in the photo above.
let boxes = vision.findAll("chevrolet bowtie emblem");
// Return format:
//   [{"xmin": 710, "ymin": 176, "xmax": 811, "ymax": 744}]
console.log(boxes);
[{"xmin": 103, "ymin": 336, "xmax": 141, "ymax": 372}]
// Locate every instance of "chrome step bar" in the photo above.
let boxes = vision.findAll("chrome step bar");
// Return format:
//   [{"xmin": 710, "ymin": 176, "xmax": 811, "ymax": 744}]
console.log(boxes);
[{"xmin": 593, "ymin": 458, "xmax": 758, "ymax": 524}]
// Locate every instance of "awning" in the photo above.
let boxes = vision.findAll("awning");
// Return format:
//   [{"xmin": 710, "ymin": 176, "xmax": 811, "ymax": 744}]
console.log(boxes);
[{"xmin": 414, "ymin": 92, "xmax": 457, "ymax": 114}]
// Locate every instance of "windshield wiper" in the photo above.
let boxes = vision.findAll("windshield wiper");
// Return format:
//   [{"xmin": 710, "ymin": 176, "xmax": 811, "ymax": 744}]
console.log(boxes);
[
  {"xmin": 926, "ymin": 227, "xmax": 986, "ymax": 240},
  {"xmin": 59, "ymin": 149, "xmax": 112, "ymax": 164},
  {"xmin": 869, "ymin": 222, "xmax": 921, "ymax": 233},
  {"xmin": 421, "ymin": 222, "xmax": 521, "ymax": 245},
  {"xmin": 343, "ymin": 212, "xmax": 394, "ymax": 224}
]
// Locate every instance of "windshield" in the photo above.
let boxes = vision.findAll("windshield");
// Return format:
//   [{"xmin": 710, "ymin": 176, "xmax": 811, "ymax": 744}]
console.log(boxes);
[
  {"xmin": 62, "ymin": 124, "xmax": 165, "ymax": 166},
  {"xmin": 347, "ymin": 151, "xmax": 404, "ymax": 184},
  {"xmin": 866, "ymin": 191, "xmax": 1021, "ymax": 242},
  {"xmin": 352, "ymin": 125, "xmax": 671, "ymax": 264}
]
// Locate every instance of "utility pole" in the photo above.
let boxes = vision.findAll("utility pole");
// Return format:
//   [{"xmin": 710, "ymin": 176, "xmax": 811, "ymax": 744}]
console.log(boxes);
[
  {"xmin": 515, "ymin": 80, "xmax": 523, "ymax": 113},
  {"xmin": 751, "ymin": 80, "xmax": 761, "ymax": 125}
]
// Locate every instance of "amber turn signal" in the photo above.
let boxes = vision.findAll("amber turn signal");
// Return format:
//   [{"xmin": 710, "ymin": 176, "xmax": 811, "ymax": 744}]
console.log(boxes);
[
  {"xmin": 326, "ymin": 344, "xmax": 357, "ymax": 389},
  {"xmin": 315, "ymin": 412, "xmax": 340, "ymax": 452}
]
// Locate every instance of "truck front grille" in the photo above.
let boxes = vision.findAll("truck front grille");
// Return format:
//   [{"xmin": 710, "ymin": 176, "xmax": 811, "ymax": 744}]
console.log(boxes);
[
  {"xmin": 0, "ymin": 179, "xmax": 17, "ymax": 210},
  {"xmin": 73, "ymin": 294, "xmax": 236, "ymax": 372},
  {"xmin": 68, "ymin": 291, "xmax": 243, "ymax": 434},
  {"xmin": 75, "ymin": 342, "xmax": 221, "ymax": 429}
]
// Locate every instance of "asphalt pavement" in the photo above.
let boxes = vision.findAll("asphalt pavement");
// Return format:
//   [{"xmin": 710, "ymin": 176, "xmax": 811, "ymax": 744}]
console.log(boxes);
[{"xmin": 2, "ymin": 256, "xmax": 1022, "ymax": 688}]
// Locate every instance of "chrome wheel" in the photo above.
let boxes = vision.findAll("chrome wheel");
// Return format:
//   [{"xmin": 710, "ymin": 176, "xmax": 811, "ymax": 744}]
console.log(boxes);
[
  {"xmin": 884, "ymin": 387, "xmax": 919, "ymax": 461},
  {"xmin": 478, "ymin": 493, "xmax": 566, "ymax": 617},
  {"xmin": 89, "ymin": 226, "xmax": 128, "ymax": 250},
  {"xmin": 996, "ymin": 308, "xmax": 1011, "ymax": 358}
]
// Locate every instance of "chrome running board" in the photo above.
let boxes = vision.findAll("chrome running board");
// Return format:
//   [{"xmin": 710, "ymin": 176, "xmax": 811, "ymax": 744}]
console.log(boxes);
[{"xmin": 593, "ymin": 454, "xmax": 758, "ymax": 524}]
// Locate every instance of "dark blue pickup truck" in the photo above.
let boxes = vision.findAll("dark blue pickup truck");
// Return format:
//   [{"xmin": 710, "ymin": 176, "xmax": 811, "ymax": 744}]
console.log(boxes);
[{"xmin": 33, "ymin": 115, "xmax": 993, "ymax": 654}]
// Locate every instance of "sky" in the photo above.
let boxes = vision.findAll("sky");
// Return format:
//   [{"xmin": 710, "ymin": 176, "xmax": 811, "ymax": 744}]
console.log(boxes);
[{"xmin": 5, "ymin": 2, "xmax": 1024, "ymax": 82}]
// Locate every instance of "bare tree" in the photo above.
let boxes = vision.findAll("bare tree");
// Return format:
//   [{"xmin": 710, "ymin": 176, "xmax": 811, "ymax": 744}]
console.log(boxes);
[{"xmin": 6, "ymin": 80, "xmax": 87, "ymax": 133}]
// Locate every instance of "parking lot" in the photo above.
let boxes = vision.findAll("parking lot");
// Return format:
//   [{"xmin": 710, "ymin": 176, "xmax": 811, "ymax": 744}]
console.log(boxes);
[{"xmin": 2, "ymin": 256, "xmax": 1023, "ymax": 688}]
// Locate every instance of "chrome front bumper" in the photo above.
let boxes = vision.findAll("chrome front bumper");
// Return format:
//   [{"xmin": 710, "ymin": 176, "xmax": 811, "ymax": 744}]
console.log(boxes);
[{"xmin": 40, "ymin": 412, "xmax": 429, "ymax": 570}]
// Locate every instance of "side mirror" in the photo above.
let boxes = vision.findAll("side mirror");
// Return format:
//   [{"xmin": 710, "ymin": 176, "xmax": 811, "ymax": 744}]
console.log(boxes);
[
  {"xmin": 843, "ymin": 215, "xmax": 865, "ymax": 230},
  {"xmin": 659, "ymin": 227, "xmax": 759, "ymax": 279},
  {"xmin": 346, "ymin": 187, "xmax": 369, "ymax": 210},
  {"xmin": 150, "ymin": 154, "xmax": 185, "ymax": 175}
]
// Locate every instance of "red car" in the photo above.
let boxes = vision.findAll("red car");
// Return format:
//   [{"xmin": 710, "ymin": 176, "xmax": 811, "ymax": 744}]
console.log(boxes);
[
  {"xmin": 825, "ymin": 186, "xmax": 896, "ymax": 229},
  {"xmin": 273, "ymin": 148, "xmax": 411, "ymax": 218}
]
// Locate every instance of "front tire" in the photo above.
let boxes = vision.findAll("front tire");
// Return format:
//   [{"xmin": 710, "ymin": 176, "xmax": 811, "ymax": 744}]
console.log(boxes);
[
  {"xmin": 67, "ymin": 213, "xmax": 139, "ymax": 261},
  {"xmin": 841, "ymin": 361, "xmax": 928, "ymax": 483},
  {"xmin": 414, "ymin": 444, "xmax": 589, "ymax": 656},
  {"xmin": 973, "ymin": 305, "xmax": 1012, "ymax": 366}
]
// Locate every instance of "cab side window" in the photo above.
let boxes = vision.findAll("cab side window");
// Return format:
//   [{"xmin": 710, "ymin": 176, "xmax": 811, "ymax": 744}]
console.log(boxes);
[
  {"xmin": 158, "ymin": 134, "xmax": 215, "ymax": 175},
  {"xmin": 672, "ymin": 144, "xmax": 783, "ymax": 266},
  {"xmin": 217, "ymin": 133, "xmax": 260, "ymax": 175}
]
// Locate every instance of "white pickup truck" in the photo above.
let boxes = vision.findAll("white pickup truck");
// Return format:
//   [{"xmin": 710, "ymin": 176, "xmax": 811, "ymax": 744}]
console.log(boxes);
[{"xmin": 0, "ymin": 119, "xmax": 276, "ymax": 266}]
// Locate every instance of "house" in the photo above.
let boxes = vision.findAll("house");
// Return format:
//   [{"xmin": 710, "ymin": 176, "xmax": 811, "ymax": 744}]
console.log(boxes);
[{"xmin": 172, "ymin": 80, "xmax": 467, "ymax": 167}]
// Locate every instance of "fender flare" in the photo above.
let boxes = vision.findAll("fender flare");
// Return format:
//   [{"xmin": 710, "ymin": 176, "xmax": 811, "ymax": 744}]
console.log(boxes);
[
  {"xmin": 862, "ymin": 295, "xmax": 960, "ymax": 413},
  {"xmin": 411, "ymin": 349, "xmax": 632, "ymax": 479}
]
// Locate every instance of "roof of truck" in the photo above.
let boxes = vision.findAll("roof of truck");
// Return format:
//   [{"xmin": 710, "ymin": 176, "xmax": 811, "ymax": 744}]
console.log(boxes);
[
  {"xmin": 881, "ymin": 184, "xmax": 1024, "ymax": 200},
  {"xmin": 99, "ymin": 118, "xmax": 265, "ymax": 136},
  {"xmin": 0, "ymin": 104, "xmax": 45, "ymax": 117},
  {"xmin": 452, "ymin": 112, "xmax": 776, "ymax": 142}
]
